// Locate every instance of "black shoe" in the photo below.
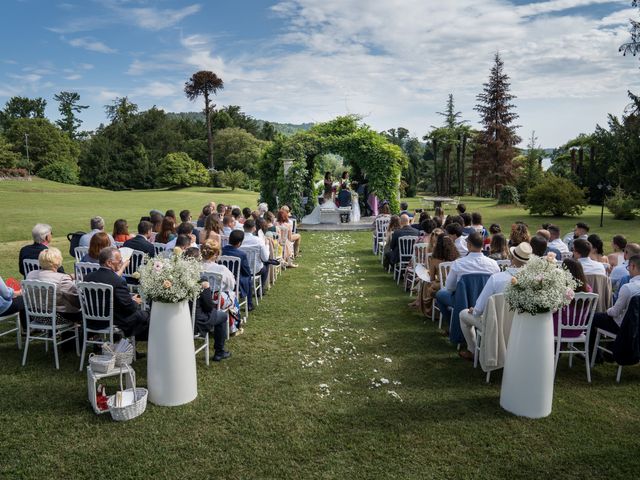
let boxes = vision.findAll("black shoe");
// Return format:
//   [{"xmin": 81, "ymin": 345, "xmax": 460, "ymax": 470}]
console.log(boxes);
[
  {"xmin": 213, "ymin": 351, "xmax": 231, "ymax": 362},
  {"xmin": 248, "ymin": 305, "xmax": 255, "ymax": 312}
]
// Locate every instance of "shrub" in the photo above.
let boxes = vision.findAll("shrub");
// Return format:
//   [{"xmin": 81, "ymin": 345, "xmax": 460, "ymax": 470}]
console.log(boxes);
[
  {"xmin": 156, "ymin": 152, "xmax": 210, "ymax": 188},
  {"xmin": 38, "ymin": 161, "xmax": 79, "ymax": 184},
  {"xmin": 0, "ymin": 168, "xmax": 30, "ymax": 178},
  {"xmin": 219, "ymin": 169, "xmax": 247, "ymax": 191},
  {"xmin": 497, "ymin": 185, "xmax": 519, "ymax": 205},
  {"xmin": 524, "ymin": 175, "xmax": 587, "ymax": 216},
  {"xmin": 606, "ymin": 187, "xmax": 638, "ymax": 220}
]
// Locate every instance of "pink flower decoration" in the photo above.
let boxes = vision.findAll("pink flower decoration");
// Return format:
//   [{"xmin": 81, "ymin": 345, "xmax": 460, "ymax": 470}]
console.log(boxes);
[
  {"xmin": 565, "ymin": 288, "xmax": 574, "ymax": 301},
  {"xmin": 153, "ymin": 261, "xmax": 164, "ymax": 272}
]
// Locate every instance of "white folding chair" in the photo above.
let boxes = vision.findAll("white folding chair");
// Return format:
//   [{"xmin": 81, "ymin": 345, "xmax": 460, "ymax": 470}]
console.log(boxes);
[
  {"xmin": 21, "ymin": 280, "xmax": 79, "ymax": 369},
  {"xmin": 193, "ymin": 271, "xmax": 227, "ymax": 363},
  {"xmin": 241, "ymin": 245, "xmax": 263, "ymax": 305},
  {"xmin": 122, "ymin": 250, "xmax": 146, "ymax": 287},
  {"xmin": 218, "ymin": 255, "xmax": 248, "ymax": 322},
  {"xmin": 220, "ymin": 235, "xmax": 230, "ymax": 248},
  {"xmin": 74, "ymin": 246, "xmax": 89, "ymax": 263},
  {"xmin": 554, "ymin": 292, "xmax": 598, "ymax": 382},
  {"xmin": 74, "ymin": 262, "xmax": 100, "ymax": 283},
  {"xmin": 22, "ymin": 259, "xmax": 40, "ymax": 277},
  {"xmin": 77, "ymin": 282, "xmax": 116, "ymax": 371},
  {"xmin": 405, "ymin": 243, "xmax": 429, "ymax": 295},
  {"xmin": 433, "ymin": 261, "xmax": 453, "ymax": 327},
  {"xmin": 0, "ymin": 311, "xmax": 22, "ymax": 349},
  {"xmin": 153, "ymin": 243, "xmax": 167, "ymax": 256},
  {"xmin": 394, "ymin": 236, "xmax": 418, "ymax": 285},
  {"xmin": 374, "ymin": 217, "xmax": 390, "ymax": 255}
]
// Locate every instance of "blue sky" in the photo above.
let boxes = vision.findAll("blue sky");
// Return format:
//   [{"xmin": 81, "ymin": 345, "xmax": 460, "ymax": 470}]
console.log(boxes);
[{"xmin": 1, "ymin": 0, "xmax": 638, "ymax": 147}]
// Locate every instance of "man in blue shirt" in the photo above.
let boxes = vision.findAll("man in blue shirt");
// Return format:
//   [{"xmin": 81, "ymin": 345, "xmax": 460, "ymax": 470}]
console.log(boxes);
[{"xmin": 222, "ymin": 230, "xmax": 254, "ymax": 311}]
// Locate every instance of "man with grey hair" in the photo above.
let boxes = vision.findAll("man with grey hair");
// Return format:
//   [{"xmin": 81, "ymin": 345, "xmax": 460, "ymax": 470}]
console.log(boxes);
[
  {"xmin": 79, "ymin": 216, "xmax": 115, "ymax": 248},
  {"xmin": 84, "ymin": 247, "xmax": 149, "ymax": 340},
  {"xmin": 383, "ymin": 214, "xmax": 416, "ymax": 270},
  {"xmin": 258, "ymin": 202, "xmax": 269, "ymax": 217},
  {"xmin": 18, "ymin": 223, "xmax": 64, "ymax": 277}
]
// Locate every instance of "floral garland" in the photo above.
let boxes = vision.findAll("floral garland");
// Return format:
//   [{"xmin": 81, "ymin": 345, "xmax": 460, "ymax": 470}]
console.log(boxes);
[{"xmin": 504, "ymin": 254, "xmax": 577, "ymax": 315}]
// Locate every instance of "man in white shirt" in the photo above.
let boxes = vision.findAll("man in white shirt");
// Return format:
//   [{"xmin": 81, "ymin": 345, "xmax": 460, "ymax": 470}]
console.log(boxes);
[
  {"xmin": 222, "ymin": 216, "xmax": 234, "ymax": 237},
  {"xmin": 564, "ymin": 222, "xmax": 589, "ymax": 252},
  {"xmin": 589, "ymin": 255, "xmax": 640, "ymax": 362},
  {"xmin": 572, "ymin": 239, "xmax": 606, "ymax": 276},
  {"xmin": 435, "ymin": 232, "xmax": 500, "ymax": 331},
  {"xmin": 458, "ymin": 242, "xmax": 532, "ymax": 360},
  {"xmin": 547, "ymin": 225, "xmax": 569, "ymax": 254},
  {"xmin": 610, "ymin": 243, "xmax": 640, "ymax": 291},
  {"xmin": 240, "ymin": 219, "xmax": 270, "ymax": 295},
  {"xmin": 446, "ymin": 223, "xmax": 468, "ymax": 257},
  {"xmin": 165, "ymin": 223, "xmax": 198, "ymax": 250},
  {"xmin": 79, "ymin": 216, "xmax": 115, "ymax": 248}
]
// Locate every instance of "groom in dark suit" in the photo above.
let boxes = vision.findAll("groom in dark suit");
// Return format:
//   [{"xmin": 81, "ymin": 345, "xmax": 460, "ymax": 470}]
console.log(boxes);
[
  {"xmin": 84, "ymin": 247, "xmax": 149, "ymax": 339},
  {"xmin": 221, "ymin": 230, "xmax": 254, "ymax": 311}
]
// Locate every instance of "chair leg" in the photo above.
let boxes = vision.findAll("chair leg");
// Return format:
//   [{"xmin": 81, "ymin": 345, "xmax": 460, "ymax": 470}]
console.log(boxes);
[
  {"xmin": 52, "ymin": 331, "xmax": 60, "ymax": 370},
  {"xmin": 585, "ymin": 348, "xmax": 591, "ymax": 383},
  {"xmin": 205, "ymin": 333, "xmax": 210, "ymax": 366},
  {"xmin": 554, "ymin": 338, "xmax": 561, "ymax": 376},
  {"xmin": 616, "ymin": 365, "xmax": 623, "ymax": 383},
  {"xmin": 79, "ymin": 326, "xmax": 88, "ymax": 372},
  {"xmin": 590, "ymin": 331, "xmax": 601, "ymax": 368},
  {"xmin": 485, "ymin": 371, "xmax": 491, "ymax": 383},
  {"xmin": 75, "ymin": 326, "xmax": 80, "ymax": 356},
  {"xmin": 16, "ymin": 316, "xmax": 22, "ymax": 350},
  {"xmin": 569, "ymin": 342, "xmax": 574, "ymax": 368},
  {"xmin": 22, "ymin": 330, "xmax": 30, "ymax": 366}
]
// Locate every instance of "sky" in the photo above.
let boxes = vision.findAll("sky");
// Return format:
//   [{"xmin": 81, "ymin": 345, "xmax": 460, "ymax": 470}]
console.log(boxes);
[{"xmin": 0, "ymin": 0, "xmax": 638, "ymax": 147}]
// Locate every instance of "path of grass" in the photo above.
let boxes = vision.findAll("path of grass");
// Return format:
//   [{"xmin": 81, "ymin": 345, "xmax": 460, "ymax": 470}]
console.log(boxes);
[{"xmin": 1, "ymin": 231, "xmax": 639, "ymax": 479}]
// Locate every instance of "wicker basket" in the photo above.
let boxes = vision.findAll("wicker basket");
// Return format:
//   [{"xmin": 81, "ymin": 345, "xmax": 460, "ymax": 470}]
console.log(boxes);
[
  {"xmin": 103, "ymin": 340, "xmax": 134, "ymax": 367},
  {"xmin": 107, "ymin": 365, "xmax": 147, "ymax": 422},
  {"xmin": 88, "ymin": 353, "xmax": 115, "ymax": 373}
]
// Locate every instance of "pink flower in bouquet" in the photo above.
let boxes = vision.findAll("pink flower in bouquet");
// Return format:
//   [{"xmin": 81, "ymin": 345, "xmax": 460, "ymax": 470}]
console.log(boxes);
[
  {"xmin": 535, "ymin": 274, "xmax": 544, "ymax": 283},
  {"xmin": 546, "ymin": 252, "xmax": 556, "ymax": 262},
  {"xmin": 565, "ymin": 288, "xmax": 575, "ymax": 301},
  {"xmin": 162, "ymin": 280, "xmax": 173, "ymax": 289},
  {"xmin": 510, "ymin": 277, "xmax": 518, "ymax": 285},
  {"xmin": 153, "ymin": 261, "xmax": 164, "ymax": 273}
]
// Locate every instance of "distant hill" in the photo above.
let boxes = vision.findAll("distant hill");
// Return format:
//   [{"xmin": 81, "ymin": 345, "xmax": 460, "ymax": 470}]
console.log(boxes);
[{"xmin": 166, "ymin": 112, "xmax": 313, "ymax": 136}]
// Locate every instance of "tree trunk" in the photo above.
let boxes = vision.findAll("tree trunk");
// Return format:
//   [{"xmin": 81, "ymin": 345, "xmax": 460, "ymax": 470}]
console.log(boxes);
[
  {"xmin": 204, "ymin": 90, "xmax": 214, "ymax": 170},
  {"xmin": 578, "ymin": 147, "xmax": 584, "ymax": 186},
  {"xmin": 432, "ymin": 139, "xmax": 439, "ymax": 195},
  {"xmin": 460, "ymin": 134, "xmax": 467, "ymax": 195},
  {"xmin": 444, "ymin": 147, "xmax": 451, "ymax": 196}
]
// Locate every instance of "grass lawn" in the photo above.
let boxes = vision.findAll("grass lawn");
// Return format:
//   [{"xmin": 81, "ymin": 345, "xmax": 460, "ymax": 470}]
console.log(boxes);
[
  {"xmin": 1, "ymin": 230, "xmax": 640, "ymax": 478},
  {"xmin": 2, "ymin": 180, "xmax": 640, "ymax": 477}
]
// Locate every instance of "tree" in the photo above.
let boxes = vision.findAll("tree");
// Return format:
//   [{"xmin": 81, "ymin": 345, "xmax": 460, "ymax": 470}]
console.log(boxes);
[
  {"xmin": 54, "ymin": 91, "xmax": 88, "ymax": 138},
  {"xmin": 219, "ymin": 168, "xmax": 248, "ymax": 190},
  {"xmin": 5, "ymin": 118, "xmax": 79, "ymax": 173},
  {"xmin": 0, "ymin": 96, "xmax": 47, "ymax": 130},
  {"xmin": 212, "ymin": 127, "xmax": 268, "ymax": 177},
  {"xmin": 184, "ymin": 71, "xmax": 224, "ymax": 170},
  {"xmin": 516, "ymin": 131, "xmax": 545, "ymax": 200},
  {"xmin": 105, "ymin": 97, "xmax": 138, "ymax": 124},
  {"xmin": 620, "ymin": 1, "xmax": 640, "ymax": 57},
  {"xmin": 156, "ymin": 152, "xmax": 210, "ymax": 188},
  {"xmin": 260, "ymin": 121, "xmax": 277, "ymax": 141},
  {"xmin": 38, "ymin": 161, "xmax": 79, "ymax": 184},
  {"xmin": 474, "ymin": 53, "xmax": 521, "ymax": 197},
  {"xmin": 0, "ymin": 135, "xmax": 22, "ymax": 168}
]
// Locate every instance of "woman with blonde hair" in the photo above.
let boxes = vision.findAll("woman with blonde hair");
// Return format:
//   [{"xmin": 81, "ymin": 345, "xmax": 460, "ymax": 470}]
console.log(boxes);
[{"xmin": 276, "ymin": 209, "xmax": 300, "ymax": 266}]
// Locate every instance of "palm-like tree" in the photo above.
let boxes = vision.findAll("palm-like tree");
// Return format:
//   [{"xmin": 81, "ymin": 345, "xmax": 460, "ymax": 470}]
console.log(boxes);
[{"xmin": 184, "ymin": 71, "xmax": 224, "ymax": 170}]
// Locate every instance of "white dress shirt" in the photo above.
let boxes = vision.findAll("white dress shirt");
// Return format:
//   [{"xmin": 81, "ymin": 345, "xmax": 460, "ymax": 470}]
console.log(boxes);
[
  {"xmin": 578, "ymin": 257, "xmax": 606, "ymax": 276},
  {"xmin": 445, "ymin": 252, "xmax": 500, "ymax": 292},
  {"xmin": 222, "ymin": 226, "xmax": 233, "ymax": 237},
  {"xmin": 610, "ymin": 261, "xmax": 629, "ymax": 289},
  {"xmin": 79, "ymin": 229, "xmax": 115, "ymax": 248},
  {"xmin": 240, "ymin": 232, "xmax": 270, "ymax": 271},
  {"xmin": 473, "ymin": 267, "xmax": 519, "ymax": 316},
  {"xmin": 548, "ymin": 238, "xmax": 569, "ymax": 254},
  {"xmin": 454, "ymin": 236, "xmax": 469, "ymax": 256},
  {"xmin": 607, "ymin": 275, "xmax": 640, "ymax": 325}
]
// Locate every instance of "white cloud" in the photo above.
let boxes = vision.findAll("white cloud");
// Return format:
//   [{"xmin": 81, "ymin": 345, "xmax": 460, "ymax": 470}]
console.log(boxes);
[
  {"xmin": 516, "ymin": 0, "xmax": 627, "ymax": 17},
  {"xmin": 64, "ymin": 74, "xmax": 82, "ymax": 80},
  {"xmin": 119, "ymin": 3, "xmax": 201, "ymax": 30},
  {"xmin": 66, "ymin": 37, "xmax": 117, "ymax": 54}
]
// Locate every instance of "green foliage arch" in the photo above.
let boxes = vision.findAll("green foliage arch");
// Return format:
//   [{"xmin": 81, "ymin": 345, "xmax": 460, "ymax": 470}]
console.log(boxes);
[{"xmin": 259, "ymin": 115, "xmax": 407, "ymax": 218}]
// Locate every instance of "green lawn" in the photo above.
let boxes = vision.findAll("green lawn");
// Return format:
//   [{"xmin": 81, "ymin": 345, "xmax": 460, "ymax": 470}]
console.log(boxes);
[{"xmin": 1, "ymin": 229, "xmax": 640, "ymax": 478}]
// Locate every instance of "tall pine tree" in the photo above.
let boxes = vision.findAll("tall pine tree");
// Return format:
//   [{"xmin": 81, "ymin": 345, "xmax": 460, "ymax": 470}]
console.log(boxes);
[{"xmin": 474, "ymin": 53, "xmax": 521, "ymax": 197}]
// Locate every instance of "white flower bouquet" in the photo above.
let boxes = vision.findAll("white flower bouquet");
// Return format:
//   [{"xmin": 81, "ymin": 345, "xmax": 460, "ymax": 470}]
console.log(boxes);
[
  {"xmin": 138, "ymin": 249, "xmax": 202, "ymax": 303},
  {"xmin": 504, "ymin": 255, "xmax": 577, "ymax": 315}
]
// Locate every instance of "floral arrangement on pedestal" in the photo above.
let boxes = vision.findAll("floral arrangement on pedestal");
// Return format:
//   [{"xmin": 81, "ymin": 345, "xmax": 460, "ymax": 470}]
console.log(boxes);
[
  {"xmin": 138, "ymin": 249, "xmax": 202, "ymax": 303},
  {"xmin": 504, "ymin": 254, "xmax": 577, "ymax": 315}
]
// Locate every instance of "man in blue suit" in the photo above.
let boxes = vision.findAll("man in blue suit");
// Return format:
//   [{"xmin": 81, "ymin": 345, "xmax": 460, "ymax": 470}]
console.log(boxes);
[{"xmin": 222, "ymin": 230, "xmax": 254, "ymax": 311}]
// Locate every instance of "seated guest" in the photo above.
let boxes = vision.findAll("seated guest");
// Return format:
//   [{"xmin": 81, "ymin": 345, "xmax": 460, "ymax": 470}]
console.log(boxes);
[
  {"xmin": 222, "ymin": 230, "xmax": 254, "ymax": 311},
  {"xmin": 81, "ymin": 232, "xmax": 111, "ymax": 263},
  {"xmin": 471, "ymin": 213, "xmax": 487, "ymax": 238},
  {"xmin": 608, "ymin": 235, "xmax": 627, "ymax": 269},
  {"xmin": 565, "ymin": 221, "xmax": 589, "ymax": 251},
  {"xmin": 461, "ymin": 213, "xmax": 474, "ymax": 236},
  {"xmin": 27, "ymin": 247, "xmax": 82, "ymax": 324},
  {"xmin": 222, "ymin": 215, "xmax": 235, "ymax": 236},
  {"xmin": 258, "ymin": 203, "xmax": 269, "ymax": 218},
  {"xmin": 412, "ymin": 211, "xmax": 429, "ymax": 229},
  {"xmin": 155, "ymin": 217, "xmax": 177, "ymax": 244},
  {"xmin": 529, "ymin": 234, "xmax": 548, "ymax": 258},
  {"xmin": 337, "ymin": 185, "xmax": 352, "ymax": 208},
  {"xmin": 536, "ymin": 229, "xmax": 562, "ymax": 259},
  {"xmin": 413, "ymin": 233, "xmax": 458, "ymax": 315},
  {"xmin": 383, "ymin": 214, "xmax": 416, "ymax": 270},
  {"xmin": 610, "ymin": 243, "xmax": 640, "ymax": 291},
  {"xmin": 231, "ymin": 208, "xmax": 244, "ymax": 230},
  {"xmin": 181, "ymin": 209, "xmax": 200, "ymax": 241},
  {"xmin": 554, "ymin": 258, "xmax": 592, "ymax": 339},
  {"xmin": 123, "ymin": 220, "xmax": 156, "ymax": 258},
  {"xmin": 240, "ymin": 219, "xmax": 270, "ymax": 295},
  {"xmin": 165, "ymin": 223, "xmax": 197, "ymax": 250},
  {"xmin": 84, "ymin": 247, "xmax": 149, "ymax": 340},
  {"xmin": 19, "ymin": 223, "xmax": 64, "ymax": 277},
  {"xmin": 487, "ymin": 233, "xmax": 509, "ymax": 260},
  {"xmin": 200, "ymin": 214, "xmax": 222, "ymax": 245},
  {"xmin": 456, "ymin": 203, "xmax": 466, "ymax": 215},
  {"xmin": 182, "ymin": 247, "xmax": 231, "ymax": 361},
  {"xmin": 112, "ymin": 219, "xmax": 134, "ymax": 243},
  {"xmin": 216, "ymin": 203, "xmax": 226, "ymax": 217},
  {"xmin": 489, "ymin": 223, "xmax": 501, "ymax": 235},
  {"xmin": 446, "ymin": 222, "xmax": 468, "ymax": 257},
  {"xmin": 509, "ymin": 222, "xmax": 530, "ymax": 247},
  {"xmin": 201, "ymin": 241, "xmax": 237, "ymax": 291},
  {"xmin": 589, "ymin": 254, "xmax": 640, "ymax": 362},
  {"xmin": 79, "ymin": 216, "xmax": 115, "ymax": 248},
  {"xmin": 165, "ymin": 209, "xmax": 177, "ymax": 223},
  {"xmin": 573, "ymin": 239, "xmax": 606, "ymax": 276},
  {"xmin": 276, "ymin": 209, "xmax": 301, "ymax": 259},
  {"xmin": 588, "ymin": 234, "xmax": 610, "ymax": 272},
  {"xmin": 149, "ymin": 212, "xmax": 164, "ymax": 242},
  {"xmin": 435, "ymin": 232, "xmax": 500, "ymax": 332},
  {"xmin": 548, "ymin": 225, "xmax": 569, "ymax": 254},
  {"xmin": 242, "ymin": 207, "xmax": 253, "ymax": 223},
  {"xmin": 382, "ymin": 215, "xmax": 401, "ymax": 258},
  {"xmin": 0, "ymin": 275, "xmax": 25, "ymax": 327},
  {"xmin": 399, "ymin": 202, "xmax": 413, "ymax": 218},
  {"xmin": 458, "ymin": 242, "xmax": 531, "ymax": 360},
  {"xmin": 433, "ymin": 206, "xmax": 446, "ymax": 226},
  {"xmin": 197, "ymin": 205, "xmax": 212, "ymax": 228}
]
